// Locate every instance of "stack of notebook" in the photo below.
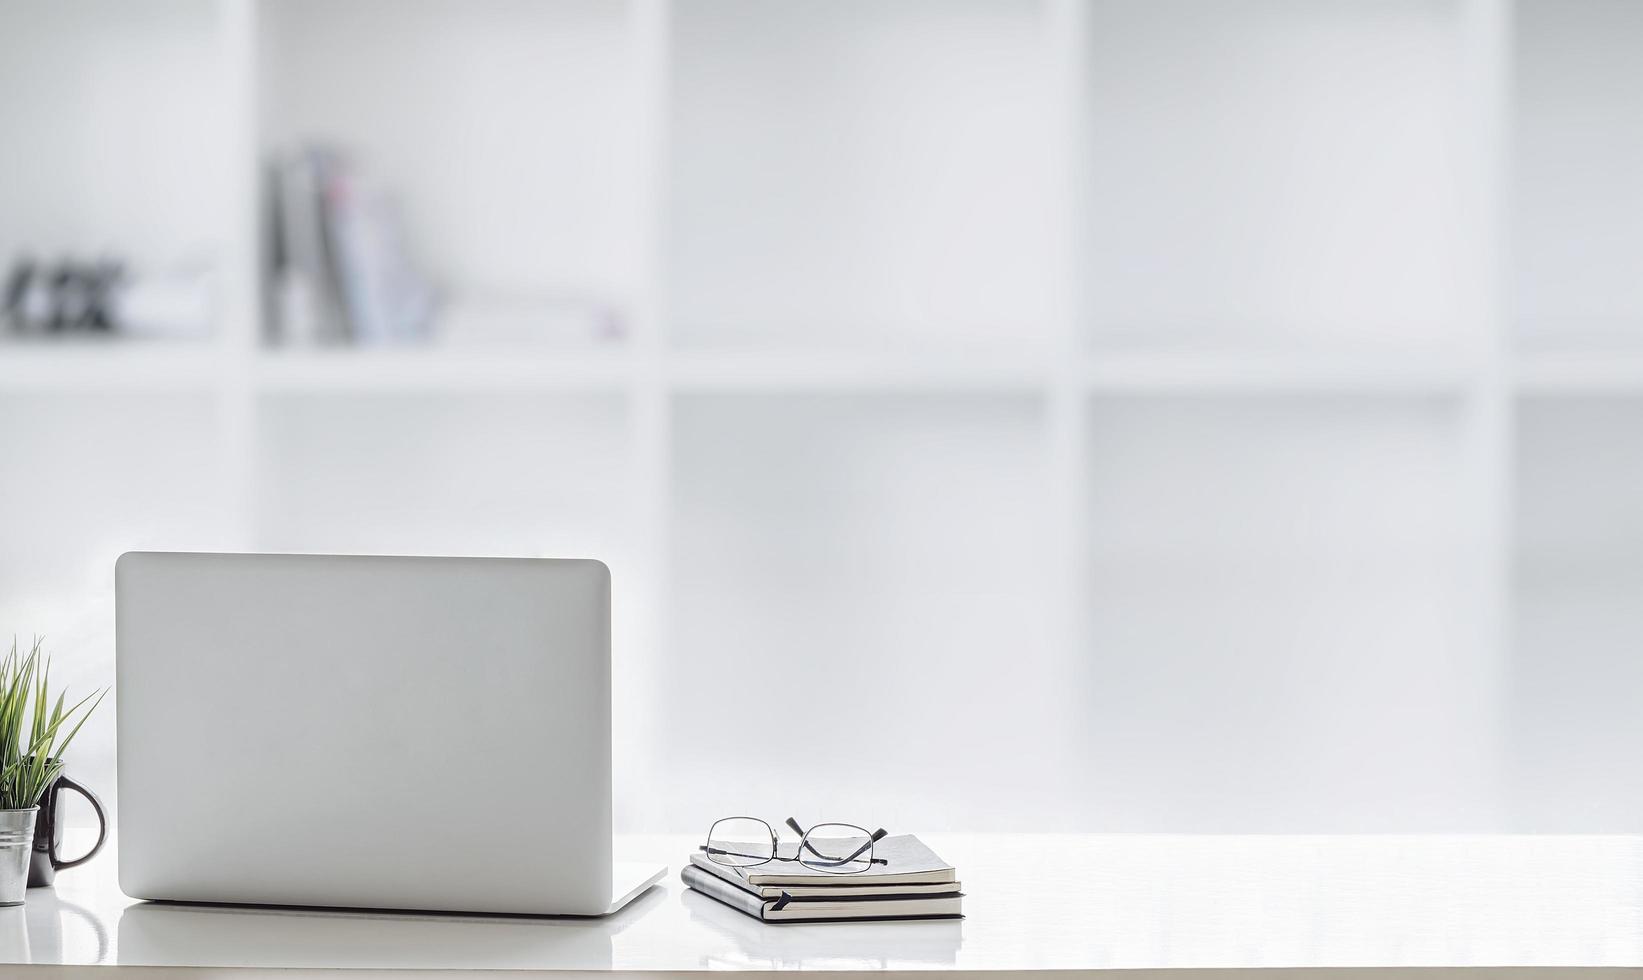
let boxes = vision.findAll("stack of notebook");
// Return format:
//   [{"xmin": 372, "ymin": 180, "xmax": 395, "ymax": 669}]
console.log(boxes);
[{"xmin": 681, "ymin": 835, "xmax": 963, "ymax": 923}]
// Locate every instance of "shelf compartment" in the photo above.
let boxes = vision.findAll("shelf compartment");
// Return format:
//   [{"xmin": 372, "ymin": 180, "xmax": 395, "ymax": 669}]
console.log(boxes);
[
  {"xmin": 668, "ymin": 0, "xmax": 1058, "ymax": 350},
  {"xmin": 1082, "ymin": 394, "xmax": 1490, "ymax": 829},
  {"xmin": 0, "ymin": 0, "xmax": 227, "ymax": 331},
  {"xmin": 253, "ymin": 391, "xmax": 633, "ymax": 563},
  {"xmin": 665, "ymin": 392, "xmax": 1065, "ymax": 823},
  {"xmin": 1083, "ymin": 0, "xmax": 1477, "ymax": 350},
  {"xmin": 259, "ymin": 0, "xmax": 643, "ymax": 324},
  {"xmin": 1510, "ymin": 396, "xmax": 1643, "ymax": 828},
  {"xmin": 1512, "ymin": 0, "xmax": 1643, "ymax": 346}
]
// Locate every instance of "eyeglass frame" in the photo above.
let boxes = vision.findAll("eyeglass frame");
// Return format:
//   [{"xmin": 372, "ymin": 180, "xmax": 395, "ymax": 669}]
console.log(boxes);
[{"xmin": 700, "ymin": 816, "xmax": 889, "ymax": 873}]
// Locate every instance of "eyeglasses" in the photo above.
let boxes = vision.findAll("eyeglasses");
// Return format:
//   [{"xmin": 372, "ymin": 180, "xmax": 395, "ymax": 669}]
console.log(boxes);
[{"xmin": 701, "ymin": 816, "xmax": 889, "ymax": 875}]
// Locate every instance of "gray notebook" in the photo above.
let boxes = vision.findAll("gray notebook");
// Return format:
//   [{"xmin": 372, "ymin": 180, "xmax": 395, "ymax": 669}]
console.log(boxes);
[
  {"xmin": 688, "ymin": 852, "xmax": 964, "ymax": 899},
  {"xmin": 690, "ymin": 834, "xmax": 956, "ymax": 887}
]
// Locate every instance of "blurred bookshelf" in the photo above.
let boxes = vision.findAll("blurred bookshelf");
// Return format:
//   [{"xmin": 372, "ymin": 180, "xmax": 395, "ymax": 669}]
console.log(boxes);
[{"xmin": 1, "ymin": 0, "xmax": 1640, "ymax": 830}]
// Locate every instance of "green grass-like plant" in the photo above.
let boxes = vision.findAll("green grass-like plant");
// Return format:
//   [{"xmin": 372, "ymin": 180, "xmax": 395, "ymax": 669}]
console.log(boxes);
[{"xmin": 0, "ymin": 638, "xmax": 104, "ymax": 811}]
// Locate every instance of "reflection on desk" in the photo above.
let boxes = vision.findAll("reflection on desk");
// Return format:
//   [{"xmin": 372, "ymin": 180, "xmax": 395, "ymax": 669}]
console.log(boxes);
[
  {"xmin": 0, "ymin": 887, "xmax": 110, "ymax": 965},
  {"xmin": 682, "ymin": 888, "xmax": 962, "ymax": 970},
  {"xmin": 117, "ymin": 889, "xmax": 655, "ymax": 971},
  {"xmin": 10, "ymin": 832, "xmax": 1643, "ymax": 974}
]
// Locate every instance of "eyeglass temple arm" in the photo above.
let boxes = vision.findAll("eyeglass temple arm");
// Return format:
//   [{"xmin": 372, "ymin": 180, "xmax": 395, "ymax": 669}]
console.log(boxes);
[
  {"xmin": 700, "ymin": 844, "xmax": 773, "ymax": 862},
  {"xmin": 847, "ymin": 827, "xmax": 889, "ymax": 864}
]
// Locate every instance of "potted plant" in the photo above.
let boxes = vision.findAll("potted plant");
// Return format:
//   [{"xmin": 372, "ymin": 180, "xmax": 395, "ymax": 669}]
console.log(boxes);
[{"xmin": 0, "ymin": 638, "xmax": 103, "ymax": 906}]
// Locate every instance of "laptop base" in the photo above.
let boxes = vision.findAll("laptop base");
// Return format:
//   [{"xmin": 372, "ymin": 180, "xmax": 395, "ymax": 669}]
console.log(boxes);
[{"xmin": 605, "ymin": 862, "xmax": 668, "ymax": 916}]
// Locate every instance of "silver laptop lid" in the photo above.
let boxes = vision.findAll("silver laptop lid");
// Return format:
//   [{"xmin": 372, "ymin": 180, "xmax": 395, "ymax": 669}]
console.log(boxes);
[{"xmin": 116, "ymin": 552, "xmax": 612, "ymax": 914}]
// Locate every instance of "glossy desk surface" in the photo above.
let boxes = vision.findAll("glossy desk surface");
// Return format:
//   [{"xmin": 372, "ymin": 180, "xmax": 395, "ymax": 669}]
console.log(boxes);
[{"xmin": 6, "ymin": 833, "xmax": 1643, "ymax": 974}]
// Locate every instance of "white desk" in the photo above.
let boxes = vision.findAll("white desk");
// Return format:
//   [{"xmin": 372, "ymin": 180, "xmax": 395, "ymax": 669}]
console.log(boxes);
[{"xmin": 5, "ymin": 834, "xmax": 1643, "ymax": 976}]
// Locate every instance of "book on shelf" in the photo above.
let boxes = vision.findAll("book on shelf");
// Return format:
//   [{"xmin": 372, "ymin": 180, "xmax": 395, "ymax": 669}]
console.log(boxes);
[
  {"xmin": 681, "ymin": 865, "xmax": 962, "ymax": 923},
  {"xmin": 271, "ymin": 148, "xmax": 347, "ymax": 345},
  {"xmin": 322, "ymin": 158, "xmax": 435, "ymax": 346},
  {"xmin": 269, "ymin": 145, "xmax": 434, "ymax": 347},
  {"xmin": 680, "ymin": 834, "xmax": 962, "ymax": 924}
]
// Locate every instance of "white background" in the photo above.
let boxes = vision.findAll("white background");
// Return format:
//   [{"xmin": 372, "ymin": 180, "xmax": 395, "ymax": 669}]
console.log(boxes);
[{"xmin": 0, "ymin": 0, "xmax": 1638, "ymax": 833}]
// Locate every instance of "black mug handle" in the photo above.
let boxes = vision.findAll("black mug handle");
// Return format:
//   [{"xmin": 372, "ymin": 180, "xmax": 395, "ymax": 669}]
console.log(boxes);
[{"xmin": 48, "ymin": 775, "xmax": 107, "ymax": 871}]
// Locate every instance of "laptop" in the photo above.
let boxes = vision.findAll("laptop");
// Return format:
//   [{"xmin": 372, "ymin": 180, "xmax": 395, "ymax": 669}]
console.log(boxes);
[{"xmin": 115, "ymin": 551, "xmax": 664, "ymax": 915}]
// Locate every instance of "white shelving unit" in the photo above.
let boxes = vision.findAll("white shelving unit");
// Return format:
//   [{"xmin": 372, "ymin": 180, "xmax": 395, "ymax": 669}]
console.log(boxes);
[{"xmin": 0, "ymin": 0, "xmax": 1637, "ymax": 830}]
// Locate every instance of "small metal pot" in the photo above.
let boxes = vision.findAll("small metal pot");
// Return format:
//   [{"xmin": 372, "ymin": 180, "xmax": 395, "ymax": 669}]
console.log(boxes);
[{"xmin": 0, "ymin": 809, "xmax": 39, "ymax": 906}]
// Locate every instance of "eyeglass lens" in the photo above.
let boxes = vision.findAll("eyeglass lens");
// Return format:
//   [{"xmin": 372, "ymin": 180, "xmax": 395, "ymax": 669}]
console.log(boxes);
[
  {"xmin": 798, "ymin": 822, "xmax": 875, "ymax": 874},
  {"xmin": 705, "ymin": 816, "xmax": 774, "ymax": 867}
]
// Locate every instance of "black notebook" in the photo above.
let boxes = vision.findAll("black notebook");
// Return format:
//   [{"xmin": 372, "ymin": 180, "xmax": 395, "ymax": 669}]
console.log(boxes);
[{"xmin": 682, "ymin": 865, "xmax": 963, "ymax": 922}]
